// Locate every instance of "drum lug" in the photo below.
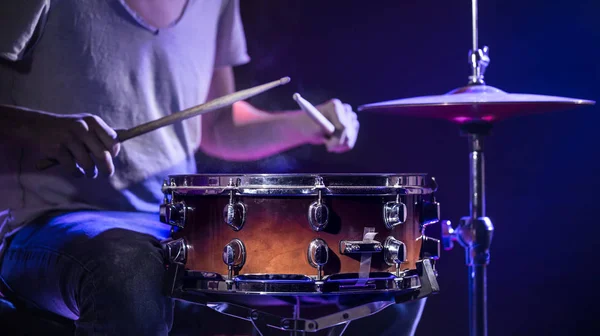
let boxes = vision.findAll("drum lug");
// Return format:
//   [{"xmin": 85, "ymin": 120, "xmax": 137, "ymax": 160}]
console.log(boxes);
[
  {"xmin": 223, "ymin": 187, "xmax": 247, "ymax": 231},
  {"xmin": 383, "ymin": 195, "xmax": 407, "ymax": 229},
  {"xmin": 164, "ymin": 238, "xmax": 188, "ymax": 264},
  {"xmin": 307, "ymin": 189, "xmax": 329, "ymax": 231},
  {"xmin": 222, "ymin": 239, "xmax": 247, "ymax": 288},
  {"xmin": 418, "ymin": 193, "xmax": 440, "ymax": 227},
  {"xmin": 162, "ymin": 238, "xmax": 187, "ymax": 296},
  {"xmin": 307, "ymin": 238, "xmax": 329, "ymax": 281},
  {"xmin": 159, "ymin": 201, "xmax": 188, "ymax": 229},
  {"xmin": 383, "ymin": 236, "xmax": 407, "ymax": 277},
  {"xmin": 418, "ymin": 235, "xmax": 441, "ymax": 261}
]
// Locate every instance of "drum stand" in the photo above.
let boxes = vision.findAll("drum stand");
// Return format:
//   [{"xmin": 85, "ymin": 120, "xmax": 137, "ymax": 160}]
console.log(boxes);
[
  {"xmin": 442, "ymin": 122, "xmax": 494, "ymax": 336},
  {"xmin": 171, "ymin": 259, "xmax": 439, "ymax": 336}
]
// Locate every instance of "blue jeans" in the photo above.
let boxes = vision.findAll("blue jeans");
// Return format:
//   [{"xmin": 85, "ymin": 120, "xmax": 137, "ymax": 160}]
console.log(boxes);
[{"xmin": 0, "ymin": 210, "xmax": 425, "ymax": 335}]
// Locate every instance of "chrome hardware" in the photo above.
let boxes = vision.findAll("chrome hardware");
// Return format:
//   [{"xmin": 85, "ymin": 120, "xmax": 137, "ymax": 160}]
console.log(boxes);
[
  {"xmin": 307, "ymin": 238, "xmax": 329, "ymax": 281},
  {"xmin": 162, "ymin": 180, "xmax": 169, "ymax": 203},
  {"xmin": 455, "ymin": 216, "xmax": 494, "ymax": 266},
  {"xmin": 314, "ymin": 176, "xmax": 325, "ymax": 188},
  {"xmin": 418, "ymin": 195, "xmax": 440, "ymax": 227},
  {"xmin": 233, "ymin": 274, "xmax": 316, "ymax": 292},
  {"xmin": 418, "ymin": 235, "xmax": 441, "ymax": 261},
  {"xmin": 208, "ymin": 299, "xmax": 396, "ymax": 336},
  {"xmin": 223, "ymin": 200, "xmax": 246, "ymax": 231},
  {"xmin": 161, "ymin": 173, "xmax": 437, "ymax": 196},
  {"xmin": 383, "ymin": 236, "xmax": 406, "ymax": 277},
  {"xmin": 223, "ymin": 178, "xmax": 246, "ymax": 231},
  {"xmin": 383, "ymin": 195, "xmax": 407, "ymax": 229},
  {"xmin": 159, "ymin": 201, "xmax": 188, "ymax": 228},
  {"xmin": 222, "ymin": 239, "xmax": 246, "ymax": 283},
  {"xmin": 178, "ymin": 259, "xmax": 439, "ymax": 335},
  {"xmin": 164, "ymin": 238, "xmax": 188, "ymax": 264},
  {"xmin": 162, "ymin": 238, "xmax": 188, "ymax": 296},
  {"xmin": 339, "ymin": 240, "xmax": 383, "ymax": 254},
  {"xmin": 441, "ymin": 219, "xmax": 456, "ymax": 250},
  {"xmin": 468, "ymin": 46, "xmax": 490, "ymax": 85},
  {"xmin": 307, "ymin": 189, "xmax": 329, "ymax": 231}
]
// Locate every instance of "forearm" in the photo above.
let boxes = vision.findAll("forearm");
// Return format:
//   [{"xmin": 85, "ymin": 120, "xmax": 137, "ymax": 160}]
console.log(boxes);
[
  {"xmin": 200, "ymin": 102, "xmax": 321, "ymax": 161},
  {"xmin": 198, "ymin": 66, "xmax": 324, "ymax": 161}
]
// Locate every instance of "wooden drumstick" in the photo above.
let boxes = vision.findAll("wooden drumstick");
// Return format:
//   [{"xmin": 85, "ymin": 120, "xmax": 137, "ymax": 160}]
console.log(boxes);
[
  {"xmin": 36, "ymin": 77, "xmax": 291, "ymax": 170},
  {"xmin": 293, "ymin": 93, "xmax": 336, "ymax": 135}
]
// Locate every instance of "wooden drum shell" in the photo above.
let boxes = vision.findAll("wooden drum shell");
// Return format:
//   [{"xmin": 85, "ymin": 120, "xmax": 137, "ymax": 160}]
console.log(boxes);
[{"xmin": 171, "ymin": 193, "xmax": 426, "ymax": 277}]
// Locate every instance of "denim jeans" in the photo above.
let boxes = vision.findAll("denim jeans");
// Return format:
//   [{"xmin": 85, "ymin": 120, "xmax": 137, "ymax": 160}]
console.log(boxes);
[{"xmin": 0, "ymin": 210, "xmax": 425, "ymax": 335}]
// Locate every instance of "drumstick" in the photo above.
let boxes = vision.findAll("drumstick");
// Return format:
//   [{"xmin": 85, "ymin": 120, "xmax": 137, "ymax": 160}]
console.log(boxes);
[
  {"xmin": 36, "ymin": 77, "xmax": 291, "ymax": 170},
  {"xmin": 293, "ymin": 93, "xmax": 336, "ymax": 135}
]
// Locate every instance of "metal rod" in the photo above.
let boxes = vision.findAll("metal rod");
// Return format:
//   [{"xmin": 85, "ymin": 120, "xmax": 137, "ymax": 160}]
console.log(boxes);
[
  {"xmin": 469, "ymin": 134, "xmax": 485, "ymax": 218},
  {"xmin": 467, "ymin": 132, "xmax": 488, "ymax": 336},
  {"xmin": 472, "ymin": 0, "xmax": 479, "ymax": 51},
  {"xmin": 469, "ymin": 265, "xmax": 487, "ymax": 336},
  {"xmin": 293, "ymin": 297, "xmax": 301, "ymax": 336}
]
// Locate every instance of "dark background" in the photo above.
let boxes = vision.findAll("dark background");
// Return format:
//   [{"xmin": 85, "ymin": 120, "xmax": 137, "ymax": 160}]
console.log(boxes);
[{"xmin": 198, "ymin": 0, "xmax": 600, "ymax": 335}]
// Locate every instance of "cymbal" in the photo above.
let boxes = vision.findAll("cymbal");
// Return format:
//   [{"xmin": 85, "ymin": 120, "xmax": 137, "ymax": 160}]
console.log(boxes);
[{"xmin": 358, "ymin": 85, "xmax": 595, "ymax": 123}]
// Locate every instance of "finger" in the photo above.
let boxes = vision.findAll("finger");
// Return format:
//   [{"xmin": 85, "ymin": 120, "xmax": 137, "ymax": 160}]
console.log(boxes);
[
  {"xmin": 84, "ymin": 116, "xmax": 120, "ymax": 157},
  {"xmin": 341, "ymin": 105, "xmax": 357, "ymax": 126},
  {"xmin": 328, "ymin": 132, "xmax": 349, "ymax": 153},
  {"xmin": 348, "ymin": 123, "xmax": 359, "ymax": 148},
  {"xmin": 70, "ymin": 119, "xmax": 112, "ymax": 177},
  {"xmin": 80, "ymin": 133, "xmax": 114, "ymax": 177},
  {"xmin": 96, "ymin": 149, "xmax": 115, "ymax": 177},
  {"xmin": 55, "ymin": 147, "xmax": 84, "ymax": 177},
  {"xmin": 330, "ymin": 99, "xmax": 346, "ymax": 127},
  {"xmin": 340, "ymin": 131, "xmax": 350, "ymax": 147},
  {"xmin": 66, "ymin": 137, "xmax": 97, "ymax": 178}
]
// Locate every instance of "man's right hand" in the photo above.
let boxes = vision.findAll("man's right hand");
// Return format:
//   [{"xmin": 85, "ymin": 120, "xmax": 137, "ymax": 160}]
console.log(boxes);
[{"xmin": 28, "ymin": 112, "xmax": 120, "ymax": 178}]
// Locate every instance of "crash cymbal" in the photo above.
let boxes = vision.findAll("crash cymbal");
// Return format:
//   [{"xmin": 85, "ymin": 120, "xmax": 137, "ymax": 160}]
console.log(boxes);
[{"xmin": 358, "ymin": 84, "xmax": 595, "ymax": 123}]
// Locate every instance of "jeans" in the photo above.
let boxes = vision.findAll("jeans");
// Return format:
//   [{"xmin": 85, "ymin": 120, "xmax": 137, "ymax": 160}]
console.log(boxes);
[{"xmin": 0, "ymin": 210, "xmax": 425, "ymax": 335}]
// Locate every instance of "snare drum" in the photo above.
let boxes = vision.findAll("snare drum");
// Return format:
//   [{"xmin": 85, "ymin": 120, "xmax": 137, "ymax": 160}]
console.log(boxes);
[{"xmin": 160, "ymin": 174, "xmax": 441, "ymax": 333}]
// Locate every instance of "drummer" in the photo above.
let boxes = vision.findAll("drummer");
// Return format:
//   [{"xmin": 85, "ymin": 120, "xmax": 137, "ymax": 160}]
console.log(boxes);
[{"xmin": 0, "ymin": 1, "xmax": 422, "ymax": 335}]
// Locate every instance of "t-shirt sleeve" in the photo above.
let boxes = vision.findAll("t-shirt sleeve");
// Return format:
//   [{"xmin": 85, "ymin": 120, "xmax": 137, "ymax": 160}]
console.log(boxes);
[
  {"xmin": 0, "ymin": 1, "xmax": 50, "ymax": 62},
  {"xmin": 214, "ymin": 0, "xmax": 251, "ymax": 68}
]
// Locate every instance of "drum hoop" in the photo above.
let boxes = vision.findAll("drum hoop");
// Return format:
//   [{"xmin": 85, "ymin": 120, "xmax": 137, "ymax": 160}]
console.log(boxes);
[{"xmin": 162, "ymin": 173, "xmax": 437, "ymax": 196}]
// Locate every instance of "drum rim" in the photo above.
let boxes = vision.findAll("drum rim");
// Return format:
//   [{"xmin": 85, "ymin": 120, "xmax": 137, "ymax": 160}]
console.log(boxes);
[{"xmin": 162, "ymin": 173, "xmax": 438, "ymax": 196}]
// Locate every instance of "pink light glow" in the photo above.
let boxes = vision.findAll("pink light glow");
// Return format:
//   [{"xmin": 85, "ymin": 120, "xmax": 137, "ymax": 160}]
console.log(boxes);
[{"xmin": 452, "ymin": 115, "xmax": 496, "ymax": 123}]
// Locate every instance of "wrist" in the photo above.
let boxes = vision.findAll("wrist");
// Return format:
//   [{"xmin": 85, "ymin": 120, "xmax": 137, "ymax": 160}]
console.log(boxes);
[{"xmin": 287, "ymin": 111, "xmax": 327, "ymax": 145}]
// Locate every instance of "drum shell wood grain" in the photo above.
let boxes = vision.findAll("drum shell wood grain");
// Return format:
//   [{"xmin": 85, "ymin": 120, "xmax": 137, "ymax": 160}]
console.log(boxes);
[{"xmin": 172, "ymin": 194, "xmax": 425, "ymax": 276}]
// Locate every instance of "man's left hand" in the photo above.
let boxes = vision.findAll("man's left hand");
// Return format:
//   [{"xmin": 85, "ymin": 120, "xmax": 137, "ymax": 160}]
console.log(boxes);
[{"xmin": 314, "ymin": 98, "xmax": 360, "ymax": 153}]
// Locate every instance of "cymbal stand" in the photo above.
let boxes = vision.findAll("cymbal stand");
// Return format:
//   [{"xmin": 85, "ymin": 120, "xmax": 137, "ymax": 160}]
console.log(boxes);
[
  {"xmin": 443, "ymin": 121, "xmax": 494, "ymax": 336},
  {"xmin": 441, "ymin": 1, "xmax": 495, "ymax": 335}
]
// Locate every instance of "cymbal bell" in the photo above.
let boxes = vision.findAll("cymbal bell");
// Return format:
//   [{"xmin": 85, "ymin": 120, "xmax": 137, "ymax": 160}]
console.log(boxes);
[{"xmin": 358, "ymin": 85, "xmax": 595, "ymax": 123}]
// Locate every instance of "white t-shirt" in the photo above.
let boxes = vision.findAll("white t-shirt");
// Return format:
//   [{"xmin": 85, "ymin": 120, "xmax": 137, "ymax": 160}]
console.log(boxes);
[{"xmin": 0, "ymin": 0, "xmax": 250, "ymax": 255}]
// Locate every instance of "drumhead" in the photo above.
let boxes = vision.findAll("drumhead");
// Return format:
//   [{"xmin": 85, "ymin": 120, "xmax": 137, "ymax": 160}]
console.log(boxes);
[{"xmin": 162, "ymin": 173, "xmax": 437, "ymax": 196}]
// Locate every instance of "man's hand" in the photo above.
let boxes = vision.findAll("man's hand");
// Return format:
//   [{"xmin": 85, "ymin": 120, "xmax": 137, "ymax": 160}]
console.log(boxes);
[
  {"xmin": 27, "ymin": 112, "xmax": 120, "ymax": 178},
  {"xmin": 313, "ymin": 98, "xmax": 360, "ymax": 153}
]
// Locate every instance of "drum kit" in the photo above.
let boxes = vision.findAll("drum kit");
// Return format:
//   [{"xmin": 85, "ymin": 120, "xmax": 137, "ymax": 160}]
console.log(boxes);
[{"xmin": 106, "ymin": 0, "xmax": 594, "ymax": 335}]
